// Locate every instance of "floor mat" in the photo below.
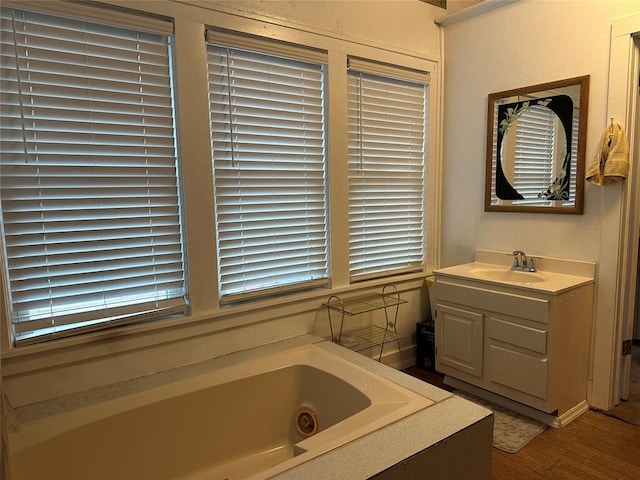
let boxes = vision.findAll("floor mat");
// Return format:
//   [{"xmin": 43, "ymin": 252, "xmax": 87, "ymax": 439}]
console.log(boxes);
[{"xmin": 454, "ymin": 390, "xmax": 547, "ymax": 453}]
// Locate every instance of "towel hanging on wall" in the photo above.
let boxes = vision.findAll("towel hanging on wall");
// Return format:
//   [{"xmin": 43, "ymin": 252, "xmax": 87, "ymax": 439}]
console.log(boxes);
[{"xmin": 585, "ymin": 120, "xmax": 630, "ymax": 185}]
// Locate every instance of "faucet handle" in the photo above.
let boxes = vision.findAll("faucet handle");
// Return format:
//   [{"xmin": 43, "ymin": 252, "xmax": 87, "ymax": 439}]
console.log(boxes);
[
  {"xmin": 527, "ymin": 258, "xmax": 536, "ymax": 272},
  {"xmin": 511, "ymin": 256, "xmax": 521, "ymax": 269}
]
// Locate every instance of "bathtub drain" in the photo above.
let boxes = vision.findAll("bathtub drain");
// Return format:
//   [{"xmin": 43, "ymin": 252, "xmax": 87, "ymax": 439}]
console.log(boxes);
[{"xmin": 295, "ymin": 407, "xmax": 318, "ymax": 437}]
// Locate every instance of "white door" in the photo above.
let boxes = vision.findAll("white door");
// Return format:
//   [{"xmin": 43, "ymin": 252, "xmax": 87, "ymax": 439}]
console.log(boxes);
[{"xmin": 619, "ymin": 35, "xmax": 640, "ymax": 401}]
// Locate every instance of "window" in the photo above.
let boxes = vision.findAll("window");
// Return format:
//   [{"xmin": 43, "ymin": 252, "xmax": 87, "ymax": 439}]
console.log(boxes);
[
  {"xmin": 512, "ymin": 104, "xmax": 579, "ymax": 206},
  {"xmin": 347, "ymin": 58, "xmax": 428, "ymax": 281},
  {"xmin": 512, "ymin": 105, "xmax": 556, "ymax": 204},
  {"xmin": 206, "ymin": 31, "xmax": 329, "ymax": 303},
  {"xmin": 0, "ymin": 5, "xmax": 185, "ymax": 345}
]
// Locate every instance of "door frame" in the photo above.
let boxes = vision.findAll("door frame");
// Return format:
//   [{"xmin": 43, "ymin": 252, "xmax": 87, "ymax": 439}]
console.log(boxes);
[{"xmin": 608, "ymin": 14, "xmax": 640, "ymax": 405}]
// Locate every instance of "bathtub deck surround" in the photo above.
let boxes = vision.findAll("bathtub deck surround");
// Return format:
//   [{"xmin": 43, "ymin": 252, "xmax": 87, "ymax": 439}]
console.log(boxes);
[
  {"xmin": 433, "ymin": 250, "xmax": 596, "ymax": 427},
  {"xmin": 8, "ymin": 335, "xmax": 493, "ymax": 480}
]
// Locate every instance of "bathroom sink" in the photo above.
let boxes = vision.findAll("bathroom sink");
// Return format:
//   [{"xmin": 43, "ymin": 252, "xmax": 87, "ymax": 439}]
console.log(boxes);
[
  {"xmin": 433, "ymin": 252, "xmax": 596, "ymax": 294},
  {"xmin": 469, "ymin": 268, "xmax": 546, "ymax": 283}
]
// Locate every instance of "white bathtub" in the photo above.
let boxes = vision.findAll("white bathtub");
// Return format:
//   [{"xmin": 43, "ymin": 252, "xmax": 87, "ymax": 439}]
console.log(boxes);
[{"xmin": 9, "ymin": 342, "xmax": 435, "ymax": 480}]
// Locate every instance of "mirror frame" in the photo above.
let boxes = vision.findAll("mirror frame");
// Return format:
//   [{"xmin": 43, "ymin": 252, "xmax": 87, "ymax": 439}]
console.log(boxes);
[{"xmin": 484, "ymin": 75, "xmax": 590, "ymax": 214}]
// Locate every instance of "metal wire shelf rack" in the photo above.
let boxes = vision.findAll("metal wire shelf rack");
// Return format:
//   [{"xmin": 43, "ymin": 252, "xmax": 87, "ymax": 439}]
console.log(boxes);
[{"xmin": 322, "ymin": 284, "xmax": 406, "ymax": 367}]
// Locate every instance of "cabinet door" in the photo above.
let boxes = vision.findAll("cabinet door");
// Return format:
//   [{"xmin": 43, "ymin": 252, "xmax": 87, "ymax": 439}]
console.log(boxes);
[{"xmin": 436, "ymin": 304, "xmax": 484, "ymax": 377}]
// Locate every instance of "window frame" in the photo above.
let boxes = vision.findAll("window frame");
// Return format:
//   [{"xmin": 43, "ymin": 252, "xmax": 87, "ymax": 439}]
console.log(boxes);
[{"xmin": 0, "ymin": 1, "xmax": 440, "ymax": 356}]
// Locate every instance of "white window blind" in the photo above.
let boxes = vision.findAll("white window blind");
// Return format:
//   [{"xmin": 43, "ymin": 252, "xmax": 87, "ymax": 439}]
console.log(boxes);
[
  {"xmin": 206, "ymin": 32, "xmax": 329, "ymax": 303},
  {"xmin": 347, "ymin": 58, "xmax": 428, "ymax": 281},
  {"xmin": 513, "ymin": 105, "xmax": 555, "ymax": 204},
  {"xmin": 569, "ymin": 110, "xmax": 578, "ymax": 204},
  {"xmin": 490, "ymin": 106, "xmax": 499, "ymax": 201},
  {"xmin": 0, "ymin": 6, "xmax": 186, "ymax": 345}
]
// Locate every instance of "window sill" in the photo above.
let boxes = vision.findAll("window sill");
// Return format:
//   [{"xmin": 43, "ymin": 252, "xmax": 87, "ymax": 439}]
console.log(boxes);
[{"xmin": 1, "ymin": 271, "xmax": 429, "ymax": 375}]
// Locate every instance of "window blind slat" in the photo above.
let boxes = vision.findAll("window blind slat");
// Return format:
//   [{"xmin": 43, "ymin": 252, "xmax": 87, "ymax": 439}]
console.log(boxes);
[
  {"xmin": 0, "ymin": 6, "xmax": 186, "ymax": 345},
  {"xmin": 14, "ymin": 300, "xmax": 186, "ymax": 346}
]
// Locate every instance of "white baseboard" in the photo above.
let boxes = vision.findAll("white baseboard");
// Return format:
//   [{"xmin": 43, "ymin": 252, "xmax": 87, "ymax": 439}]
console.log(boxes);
[
  {"xmin": 362, "ymin": 344, "xmax": 417, "ymax": 371},
  {"xmin": 444, "ymin": 376, "xmax": 588, "ymax": 428},
  {"xmin": 556, "ymin": 400, "xmax": 590, "ymax": 427}
]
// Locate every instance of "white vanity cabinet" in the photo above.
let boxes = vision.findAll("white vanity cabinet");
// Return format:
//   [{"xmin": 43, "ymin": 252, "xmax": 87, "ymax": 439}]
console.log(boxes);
[{"xmin": 433, "ymin": 271, "xmax": 594, "ymax": 425}]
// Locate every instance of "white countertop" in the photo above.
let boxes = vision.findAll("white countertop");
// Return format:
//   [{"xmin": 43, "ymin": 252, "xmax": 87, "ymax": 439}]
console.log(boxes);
[
  {"xmin": 434, "ymin": 261, "xmax": 594, "ymax": 295},
  {"xmin": 434, "ymin": 250, "xmax": 596, "ymax": 295}
]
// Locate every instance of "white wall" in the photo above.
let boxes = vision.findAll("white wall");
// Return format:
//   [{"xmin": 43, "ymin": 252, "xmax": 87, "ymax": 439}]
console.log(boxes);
[
  {"xmin": 0, "ymin": 0, "xmax": 444, "ymax": 410},
  {"xmin": 440, "ymin": 0, "xmax": 640, "ymax": 409}
]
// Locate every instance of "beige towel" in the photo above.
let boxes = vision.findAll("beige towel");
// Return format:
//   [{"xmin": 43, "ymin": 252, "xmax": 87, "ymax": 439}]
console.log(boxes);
[{"xmin": 586, "ymin": 121, "xmax": 630, "ymax": 185}]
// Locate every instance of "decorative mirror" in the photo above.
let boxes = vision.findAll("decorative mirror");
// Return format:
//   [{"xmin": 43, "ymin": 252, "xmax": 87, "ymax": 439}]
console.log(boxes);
[{"xmin": 484, "ymin": 75, "xmax": 589, "ymax": 214}]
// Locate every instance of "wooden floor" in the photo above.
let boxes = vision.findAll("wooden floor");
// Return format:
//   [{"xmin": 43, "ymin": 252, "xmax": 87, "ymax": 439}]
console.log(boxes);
[
  {"xmin": 493, "ymin": 410, "xmax": 640, "ymax": 480},
  {"xmin": 404, "ymin": 367, "xmax": 640, "ymax": 480}
]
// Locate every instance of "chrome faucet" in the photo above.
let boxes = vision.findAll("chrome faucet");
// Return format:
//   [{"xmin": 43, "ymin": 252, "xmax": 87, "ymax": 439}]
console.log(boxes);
[{"xmin": 511, "ymin": 250, "xmax": 536, "ymax": 272}]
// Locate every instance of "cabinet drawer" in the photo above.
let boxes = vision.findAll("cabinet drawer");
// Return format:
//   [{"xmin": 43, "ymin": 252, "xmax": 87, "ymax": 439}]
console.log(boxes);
[
  {"xmin": 487, "ymin": 316, "xmax": 547, "ymax": 354},
  {"xmin": 435, "ymin": 280, "xmax": 550, "ymax": 324},
  {"xmin": 487, "ymin": 344, "xmax": 548, "ymax": 400}
]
